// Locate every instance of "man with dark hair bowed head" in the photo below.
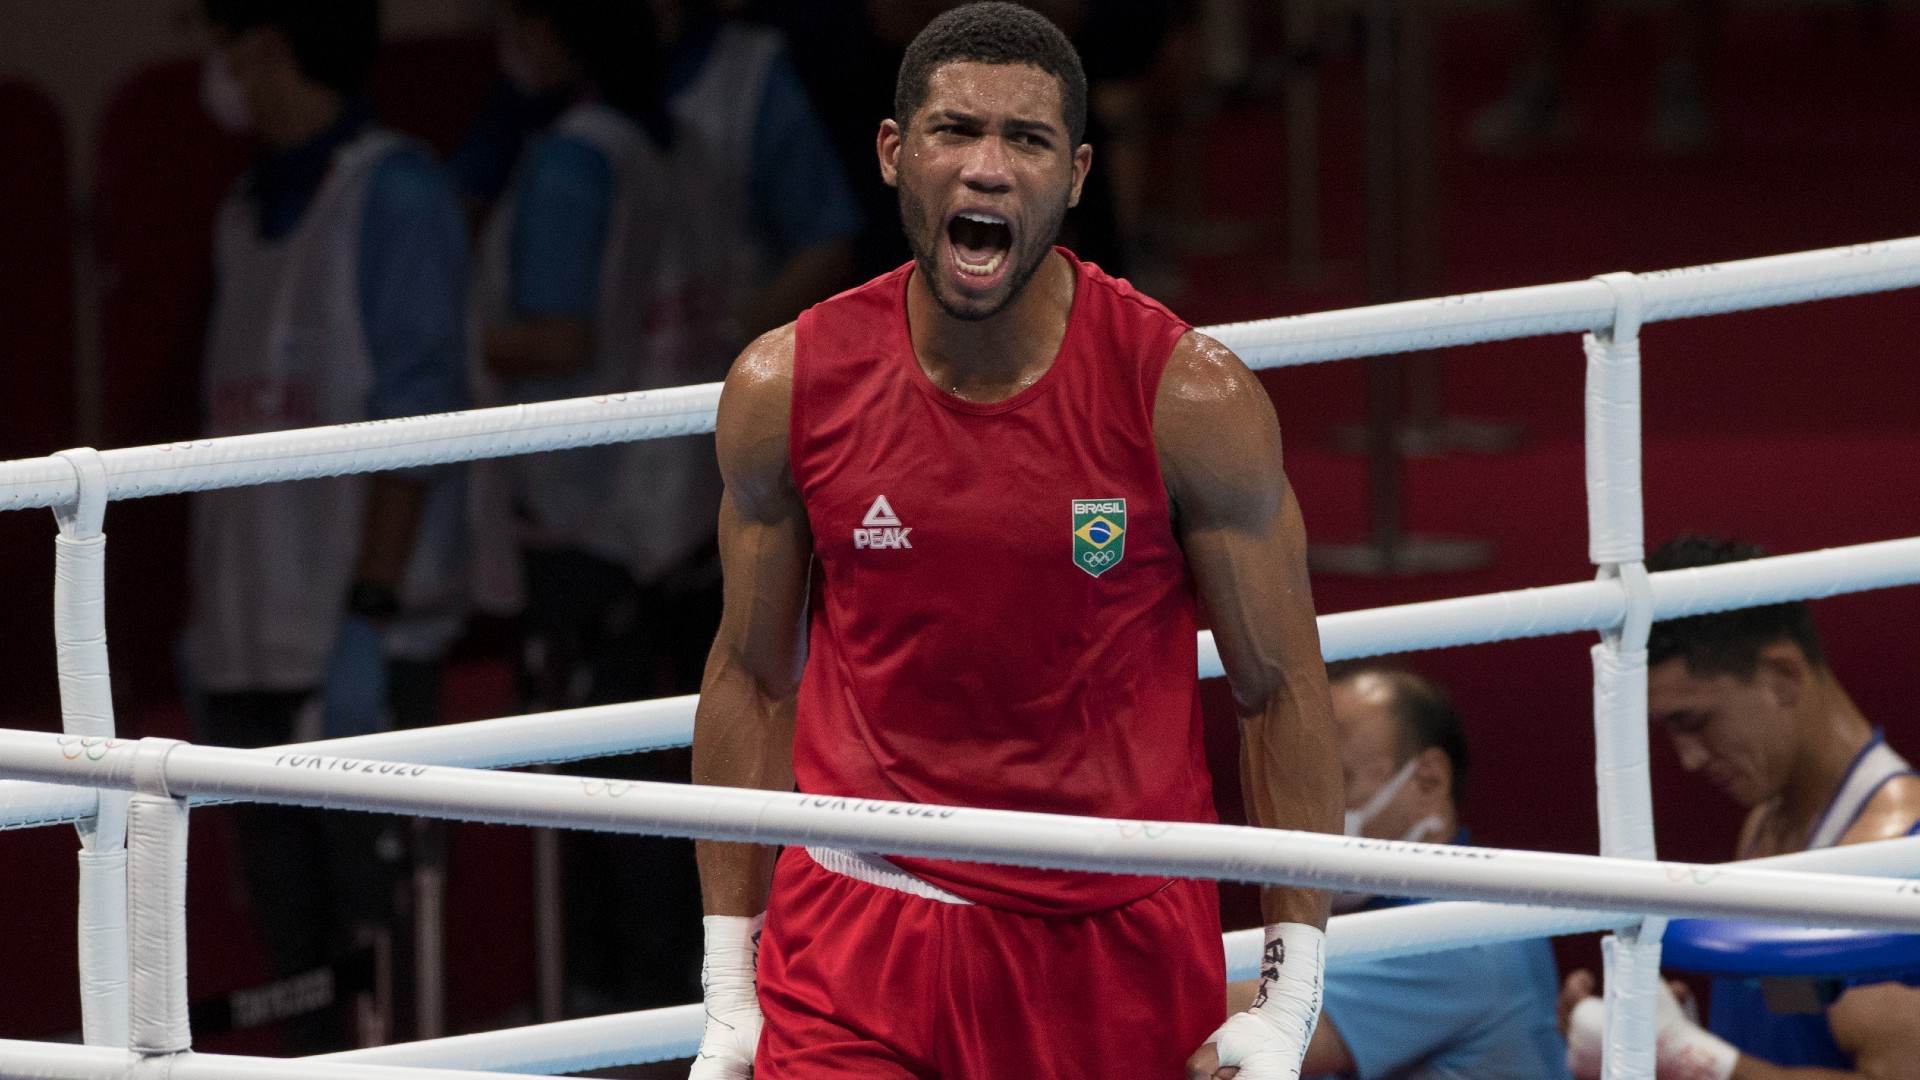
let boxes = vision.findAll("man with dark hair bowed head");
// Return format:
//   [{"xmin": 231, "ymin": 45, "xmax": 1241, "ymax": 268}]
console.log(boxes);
[
  {"xmin": 686, "ymin": 3, "xmax": 1341, "ymax": 1078},
  {"xmin": 1561, "ymin": 536, "xmax": 1920, "ymax": 1080}
]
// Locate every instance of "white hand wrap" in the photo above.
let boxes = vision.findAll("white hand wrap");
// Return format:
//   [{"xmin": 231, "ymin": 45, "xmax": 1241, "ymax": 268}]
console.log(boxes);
[
  {"xmin": 1206, "ymin": 923, "xmax": 1324, "ymax": 1080},
  {"xmin": 1566, "ymin": 982, "xmax": 1738, "ymax": 1080},
  {"xmin": 688, "ymin": 913, "xmax": 765, "ymax": 1080}
]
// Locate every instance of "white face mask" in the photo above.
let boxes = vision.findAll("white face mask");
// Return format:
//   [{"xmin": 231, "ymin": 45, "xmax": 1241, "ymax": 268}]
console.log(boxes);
[
  {"xmin": 200, "ymin": 51, "xmax": 253, "ymax": 135},
  {"xmin": 1344, "ymin": 755, "xmax": 1421, "ymax": 838},
  {"xmin": 1334, "ymin": 755, "xmax": 1445, "ymax": 913}
]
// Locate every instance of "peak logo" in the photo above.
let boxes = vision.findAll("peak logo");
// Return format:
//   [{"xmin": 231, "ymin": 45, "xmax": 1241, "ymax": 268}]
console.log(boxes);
[{"xmin": 854, "ymin": 494, "xmax": 912, "ymax": 550}]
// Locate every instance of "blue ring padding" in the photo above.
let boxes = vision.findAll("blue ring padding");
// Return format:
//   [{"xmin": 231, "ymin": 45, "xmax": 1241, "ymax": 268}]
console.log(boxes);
[{"xmin": 1664, "ymin": 919, "xmax": 1920, "ymax": 977}]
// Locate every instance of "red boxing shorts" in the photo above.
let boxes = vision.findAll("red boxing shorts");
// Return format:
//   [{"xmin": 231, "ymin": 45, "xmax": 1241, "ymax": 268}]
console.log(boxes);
[{"xmin": 754, "ymin": 846, "xmax": 1225, "ymax": 1078}]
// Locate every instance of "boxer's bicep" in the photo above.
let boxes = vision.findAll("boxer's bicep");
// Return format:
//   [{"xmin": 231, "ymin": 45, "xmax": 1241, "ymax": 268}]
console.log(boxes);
[
  {"xmin": 1827, "ymin": 983, "xmax": 1920, "ymax": 1080},
  {"xmin": 695, "ymin": 325, "xmax": 808, "ymax": 916},
  {"xmin": 1154, "ymin": 331, "xmax": 1325, "ymax": 716},
  {"xmin": 708, "ymin": 323, "xmax": 811, "ymax": 697},
  {"xmin": 1157, "ymin": 332, "xmax": 1340, "ymax": 928}
]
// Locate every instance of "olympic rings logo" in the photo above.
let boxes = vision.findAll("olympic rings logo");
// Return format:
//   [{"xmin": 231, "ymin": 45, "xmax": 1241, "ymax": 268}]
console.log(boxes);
[
  {"xmin": 1082, "ymin": 550, "xmax": 1119, "ymax": 568},
  {"xmin": 58, "ymin": 736, "xmax": 119, "ymax": 761},
  {"xmin": 581, "ymin": 779, "xmax": 633, "ymax": 798},
  {"xmin": 1117, "ymin": 823, "xmax": 1171, "ymax": 840}
]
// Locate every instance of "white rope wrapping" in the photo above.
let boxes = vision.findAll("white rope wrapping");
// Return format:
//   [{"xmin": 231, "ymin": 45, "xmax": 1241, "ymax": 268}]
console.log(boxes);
[
  {"xmin": 1593, "ymin": 644, "xmax": 1657, "ymax": 863},
  {"xmin": 75, "ymin": 848, "xmax": 128, "ymax": 1048},
  {"xmin": 125, "ymin": 796, "xmax": 189, "ymax": 1055},
  {"xmin": 3, "ymin": 731, "xmax": 1920, "ymax": 932},
  {"xmin": 1601, "ymin": 924, "xmax": 1668, "ymax": 1080},
  {"xmin": 54, "ymin": 534, "xmax": 114, "ymax": 743},
  {"xmin": 1584, "ymin": 273, "xmax": 1644, "ymax": 567},
  {"xmin": 53, "ymin": 447, "xmax": 130, "ymax": 1051}
]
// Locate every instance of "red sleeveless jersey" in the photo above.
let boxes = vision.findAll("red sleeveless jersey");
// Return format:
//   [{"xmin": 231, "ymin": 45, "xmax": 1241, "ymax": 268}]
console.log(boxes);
[{"xmin": 788, "ymin": 250, "xmax": 1215, "ymax": 915}]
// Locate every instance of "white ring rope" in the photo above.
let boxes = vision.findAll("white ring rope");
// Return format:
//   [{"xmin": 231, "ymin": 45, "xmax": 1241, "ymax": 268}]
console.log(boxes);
[
  {"xmin": 3, "ymin": 730, "xmax": 1918, "ymax": 933},
  {"xmin": 5, "ymin": 537, "xmax": 1918, "ymax": 833},
  {"xmin": 2, "ymin": 238, "xmax": 1916, "ymax": 515},
  {"xmin": 3, "ymin": 235, "xmax": 1919, "ymax": 1079}
]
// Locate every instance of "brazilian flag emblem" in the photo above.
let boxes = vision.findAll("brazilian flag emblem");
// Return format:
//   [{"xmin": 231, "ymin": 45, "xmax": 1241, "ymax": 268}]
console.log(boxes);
[{"xmin": 1072, "ymin": 498, "xmax": 1127, "ymax": 578}]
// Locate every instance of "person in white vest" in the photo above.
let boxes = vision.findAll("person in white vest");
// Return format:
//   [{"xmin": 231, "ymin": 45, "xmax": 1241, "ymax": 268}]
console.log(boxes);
[
  {"xmin": 1561, "ymin": 536, "xmax": 1920, "ymax": 1079},
  {"xmin": 658, "ymin": 0, "xmax": 864, "ymax": 344},
  {"xmin": 187, "ymin": 0, "xmax": 469, "ymax": 1050},
  {"xmin": 474, "ymin": 0, "xmax": 731, "ymax": 1012}
]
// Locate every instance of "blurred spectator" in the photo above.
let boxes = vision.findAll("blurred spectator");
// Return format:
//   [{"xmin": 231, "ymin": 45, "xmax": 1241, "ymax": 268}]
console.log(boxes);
[
  {"xmin": 183, "ymin": 0, "xmax": 469, "ymax": 1051},
  {"xmin": 1471, "ymin": 0, "xmax": 1719, "ymax": 156},
  {"xmin": 658, "ymin": 0, "xmax": 863, "ymax": 340},
  {"xmin": 1233, "ymin": 665, "xmax": 1573, "ymax": 1080},
  {"xmin": 1562, "ymin": 536, "xmax": 1920, "ymax": 1077},
  {"xmin": 447, "ymin": 75, "xmax": 572, "ymax": 219},
  {"xmin": 469, "ymin": 0, "xmax": 731, "ymax": 1012}
]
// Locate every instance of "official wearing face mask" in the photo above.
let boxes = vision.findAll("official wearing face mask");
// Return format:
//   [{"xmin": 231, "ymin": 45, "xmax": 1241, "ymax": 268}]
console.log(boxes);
[
  {"xmin": 1230, "ymin": 667, "xmax": 1574, "ymax": 1080},
  {"xmin": 184, "ymin": 0, "xmax": 469, "ymax": 1052}
]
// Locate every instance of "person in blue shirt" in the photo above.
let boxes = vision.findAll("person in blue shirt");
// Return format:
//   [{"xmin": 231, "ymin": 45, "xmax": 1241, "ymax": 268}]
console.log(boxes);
[
  {"xmin": 188, "ymin": 0, "xmax": 469, "ymax": 1052},
  {"xmin": 1229, "ymin": 666, "xmax": 1574, "ymax": 1080},
  {"xmin": 1561, "ymin": 536, "xmax": 1920, "ymax": 1080}
]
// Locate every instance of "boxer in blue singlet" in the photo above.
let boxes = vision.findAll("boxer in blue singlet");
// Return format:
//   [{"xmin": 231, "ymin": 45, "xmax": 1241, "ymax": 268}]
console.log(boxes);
[{"xmin": 1563, "ymin": 536, "xmax": 1920, "ymax": 1079}]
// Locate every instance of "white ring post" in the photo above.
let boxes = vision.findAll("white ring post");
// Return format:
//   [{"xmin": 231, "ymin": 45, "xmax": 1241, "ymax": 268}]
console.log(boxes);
[
  {"xmin": 1584, "ymin": 272, "xmax": 1662, "ymax": 1080},
  {"xmin": 52, "ymin": 447, "xmax": 130, "ymax": 1049}
]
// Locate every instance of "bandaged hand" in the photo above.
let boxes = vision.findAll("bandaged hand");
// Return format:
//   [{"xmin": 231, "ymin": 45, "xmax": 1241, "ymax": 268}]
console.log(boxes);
[
  {"xmin": 1189, "ymin": 924, "xmax": 1324, "ymax": 1080},
  {"xmin": 1565, "ymin": 974, "xmax": 1737, "ymax": 1080},
  {"xmin": 689, "ymin": 913, "xmax": 765, "ymax": 1080}
]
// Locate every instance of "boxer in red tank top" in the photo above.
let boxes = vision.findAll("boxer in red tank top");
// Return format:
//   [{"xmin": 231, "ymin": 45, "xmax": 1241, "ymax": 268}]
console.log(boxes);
[{"xmin": 686, "ymin": 7, "xmax": 1342, "ymax": 1079}]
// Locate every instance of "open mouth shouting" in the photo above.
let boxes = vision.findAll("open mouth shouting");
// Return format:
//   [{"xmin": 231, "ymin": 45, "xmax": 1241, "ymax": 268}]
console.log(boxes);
[{"xmin": 945, "ymin": 209, "xmax": 1014, "ymax": 291}]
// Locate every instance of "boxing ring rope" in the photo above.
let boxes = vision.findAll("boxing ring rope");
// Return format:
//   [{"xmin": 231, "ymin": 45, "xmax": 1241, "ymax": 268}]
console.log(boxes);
[
  {"xmin": 7, "ymin": 539, "xmax": 1918, "ymax": 832},
  {"xmin": 0, "ymin": 234, "xmax": 1916, "ymax": 1079}
]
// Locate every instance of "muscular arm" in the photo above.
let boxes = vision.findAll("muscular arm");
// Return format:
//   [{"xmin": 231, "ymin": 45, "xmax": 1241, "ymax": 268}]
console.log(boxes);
[
  {"xmin": 1156, "ymin": 330, "xmax": 1341, "ymax": 929},
  {"xmin": 691, "ymin": 324, "xmax": 812, "ymax": 916},
  {"xmin": 1729, "ymin": 781, "xmax": 1920, "ymax": 1080},
  {"xmin": 1716, "ymin": 983, "xmax": 1920, "ymax": 1080}
]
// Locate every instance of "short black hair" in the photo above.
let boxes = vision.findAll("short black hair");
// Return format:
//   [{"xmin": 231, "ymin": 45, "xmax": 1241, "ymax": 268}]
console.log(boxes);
[
  {"xmin": 202, "ymin": 0, "xmax": 380, "ymax": 95},
  {"xmin": 894, "ymin": 2, "xmax": 1089, "ymax": 145},
  {"xmin": 1332, "ymin": 665, "xmax": 1470, "ymax": 808},
  {"xmin": 1647, "ymin": 535, "xmax": 1826, "ymax": 678}
]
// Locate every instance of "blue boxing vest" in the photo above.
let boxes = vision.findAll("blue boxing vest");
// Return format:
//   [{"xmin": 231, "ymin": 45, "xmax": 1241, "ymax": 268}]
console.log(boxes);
[{"xmin": 1707, "ymin": 733, "xmax": 1920, "ymax": 1067}]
